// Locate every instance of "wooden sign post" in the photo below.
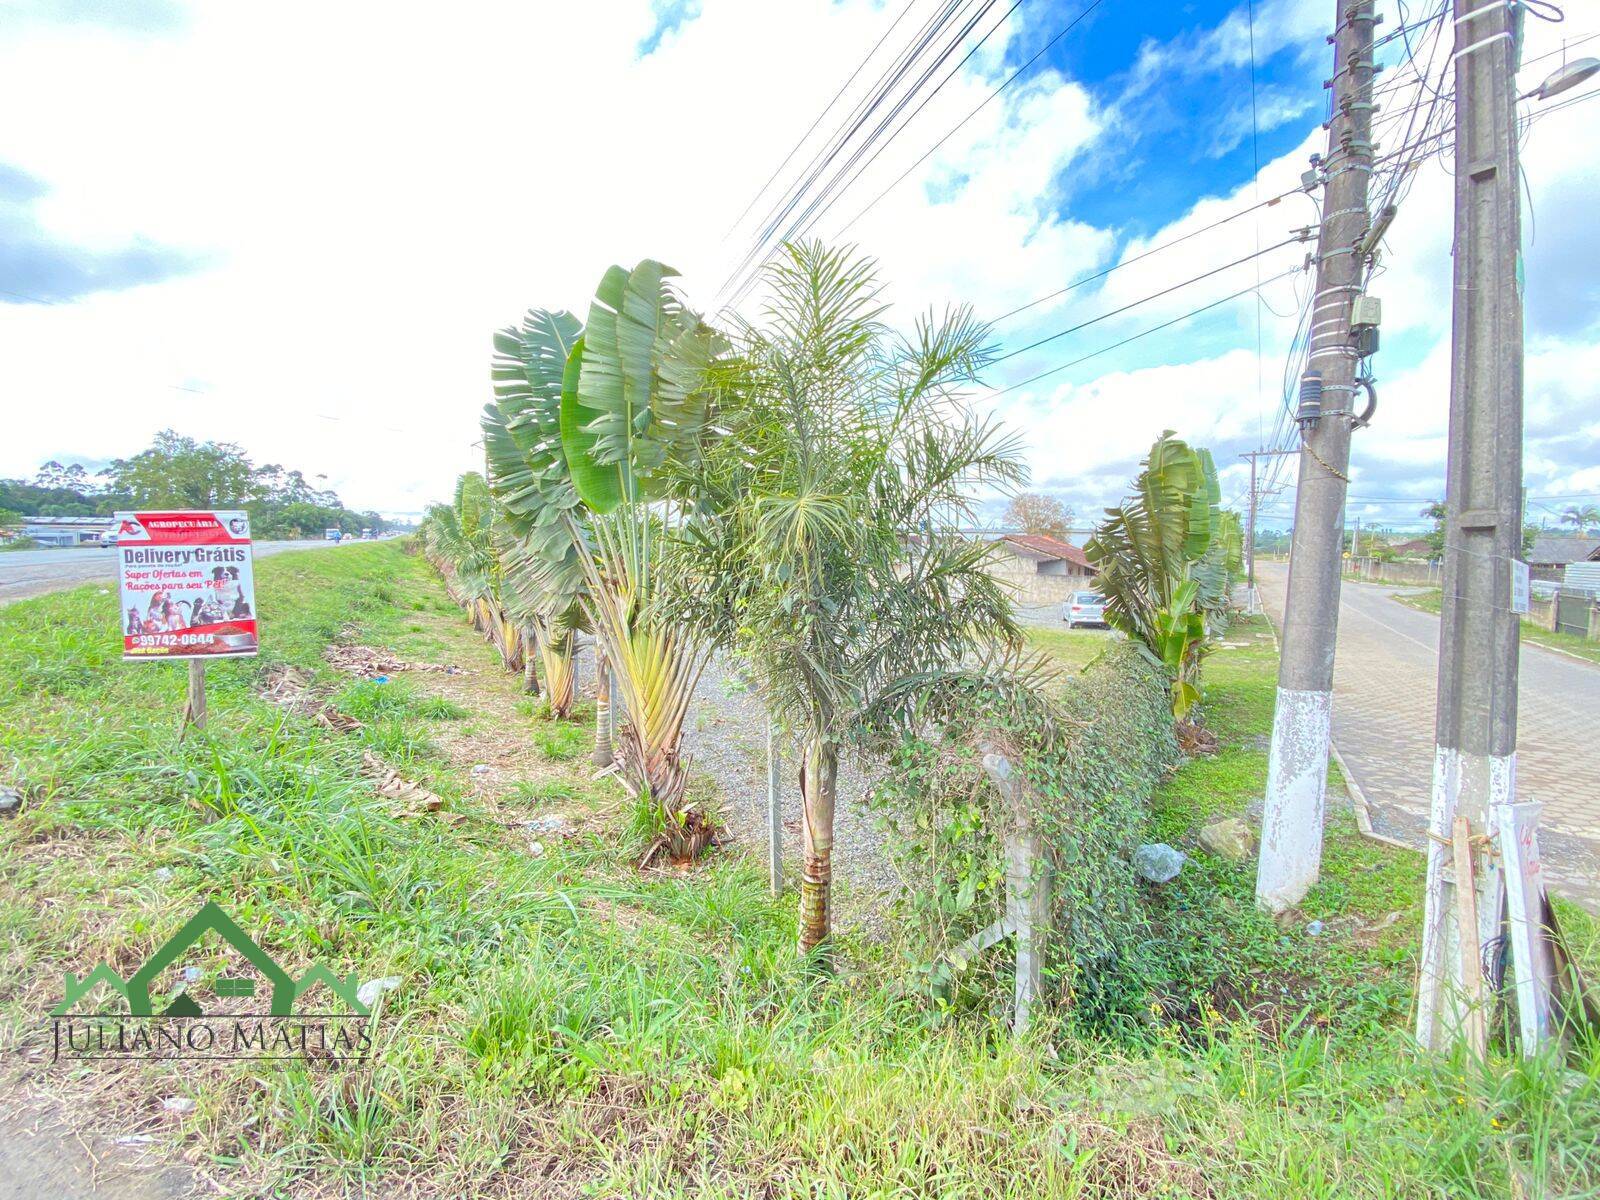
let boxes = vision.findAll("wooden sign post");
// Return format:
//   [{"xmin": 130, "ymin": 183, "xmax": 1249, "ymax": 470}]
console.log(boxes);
[{"xmin": 183, "ymin": 660, "xmax": 208, "ymax": 733}]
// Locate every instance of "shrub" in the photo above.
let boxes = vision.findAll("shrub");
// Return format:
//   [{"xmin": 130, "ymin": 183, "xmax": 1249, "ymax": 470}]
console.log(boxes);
[{"xmin": 867, "ymin": 642, "xmax": 1179, "ymax": 1036}]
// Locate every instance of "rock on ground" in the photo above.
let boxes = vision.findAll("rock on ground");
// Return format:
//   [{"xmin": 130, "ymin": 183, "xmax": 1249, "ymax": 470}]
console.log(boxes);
[{"xmin": 1198, "ymin": 816, "xmax": 1258, "ymax": 863}]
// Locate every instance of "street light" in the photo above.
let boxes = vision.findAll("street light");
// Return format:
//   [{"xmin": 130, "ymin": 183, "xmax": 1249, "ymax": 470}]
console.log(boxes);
[{"xmin": 1521, "ymin": 56, "xmax": 1600, "ymax": 102}]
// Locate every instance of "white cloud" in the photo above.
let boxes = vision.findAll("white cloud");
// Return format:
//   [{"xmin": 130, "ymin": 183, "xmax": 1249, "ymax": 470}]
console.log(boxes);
[
  {"xmin": 0, "ymin": 0, "xmax": 1108, "ymax": 512},
  {"xmin": 0, "ymin": 0, "xmax": 1596, "ymax": 524}
]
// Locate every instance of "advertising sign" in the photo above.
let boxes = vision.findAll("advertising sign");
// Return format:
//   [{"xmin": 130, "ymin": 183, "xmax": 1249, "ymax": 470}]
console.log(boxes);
[{"xmin": 114, "ymin": 511, "xmax": 259, "ymax": 661}]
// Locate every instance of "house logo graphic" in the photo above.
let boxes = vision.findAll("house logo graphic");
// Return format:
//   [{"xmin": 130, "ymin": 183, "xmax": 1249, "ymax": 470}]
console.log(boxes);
[{"xmin": 51, "ymin": 901, "xmax": 375, "ymax": 1064}]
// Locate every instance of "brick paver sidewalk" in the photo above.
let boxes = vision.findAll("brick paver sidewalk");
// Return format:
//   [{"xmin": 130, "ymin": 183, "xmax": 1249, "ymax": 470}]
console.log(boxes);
[{"xmin": 1257, "ymin": 562, "xmax": 1599, "ymax": 908}]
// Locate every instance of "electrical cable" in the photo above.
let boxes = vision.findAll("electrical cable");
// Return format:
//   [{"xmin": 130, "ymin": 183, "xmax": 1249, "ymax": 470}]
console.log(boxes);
[
  {"xmin": 832, "ymin": 0, "xmax": 1108, "ymax": 241},
  {"xmin": 987, "ymin": 265, "xmax": 1305, "ymax": 399},
  {"xmin": 716, "ymin": 0, "xmax": 1009, "ymax": 307},
  {"xmin": 989, "ymin": 184, "xmax": 1316, "ymax": 325},
  {"xmin": 714, "ymin": 0, "xmax": 979, "ymax": 303},
  {"xmin": 991, "ymin": 236, "xmax": 1304, "ymax": 365},
  {"xmin": 719, "ymin": 0, "xmax": 922, "ymax": 241}
]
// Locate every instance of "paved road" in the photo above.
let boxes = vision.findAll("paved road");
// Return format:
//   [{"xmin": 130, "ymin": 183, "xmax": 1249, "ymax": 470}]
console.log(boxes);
[
  {"xmin": 0, "ymin": 540, "xmax": 342, "ymax": 606},
  {"xmin": 1257, "ymin": 562, "xmax": 1599, "ymax": 905}
]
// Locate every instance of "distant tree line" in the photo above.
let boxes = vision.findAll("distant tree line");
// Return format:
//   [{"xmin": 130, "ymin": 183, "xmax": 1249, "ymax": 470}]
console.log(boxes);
[{"xmin": 0, "ymin": 431, "xmax": 385, "ymax": 539}]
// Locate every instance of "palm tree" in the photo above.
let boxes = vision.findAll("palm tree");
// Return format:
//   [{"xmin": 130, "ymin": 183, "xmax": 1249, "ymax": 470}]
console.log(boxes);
[
  {"xmin": 557, "ymin": 261, "xmax": 725, "ymax": 856},
  {"xmin": 420, "ymin": 473, "xmax": 496, "ymax": 625},
  {"xmin": 485, "ymin": 265, "xmax": 725, "ymax": 848},
  {"xmin": 1561, "ymin": 503, "xmax": 1600, "ymax": 535},
  {"xmin": 679, "ymin": 242, "xmax": 1024, "ymax": 955},
  {"xmin": 1084, "ymin": 433, "xmax": 1222, "ymax": 721},
  {"xmin": 484, "ymin": 309, "xmax": 587, "ymax": 720}
]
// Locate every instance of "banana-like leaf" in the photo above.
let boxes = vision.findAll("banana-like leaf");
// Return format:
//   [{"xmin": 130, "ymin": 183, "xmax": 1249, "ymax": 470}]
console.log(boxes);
[
  {"xmin": 1086, "ymin": 432, "xmax": 1226, "ymax": 718},
  {"xmin": 560, "ymin": 334, "xmax": 616, "ymax": 513},
  {"xmin": 563, "ymin": 260, "xmax": 721, "ymax": 514},
  {"xmin": 483, "ymin": 309, "xmax": 589, "ymax": 625}
]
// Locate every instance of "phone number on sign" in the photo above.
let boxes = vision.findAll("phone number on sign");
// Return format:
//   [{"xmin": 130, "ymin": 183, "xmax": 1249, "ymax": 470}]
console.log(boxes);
[{"xmin": 128, "ymin": 633, "xmax": 214, "ymax": 649}]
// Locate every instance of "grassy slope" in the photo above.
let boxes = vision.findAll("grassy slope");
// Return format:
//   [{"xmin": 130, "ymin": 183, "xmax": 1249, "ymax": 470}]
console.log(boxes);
[
  {"xmin": 0, "ymin": 543, "xmax": 1594, "ymax": 1198},
  {"xmin": 1393, "ymin": 586, "xmax": 1600, "ymax": 666}
]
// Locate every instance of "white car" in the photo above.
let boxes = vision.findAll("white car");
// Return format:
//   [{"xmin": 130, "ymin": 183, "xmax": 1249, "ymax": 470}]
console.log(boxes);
[{"xmin": 1063, "ymin": 590, "xmax": 1108, "ymax": 629}]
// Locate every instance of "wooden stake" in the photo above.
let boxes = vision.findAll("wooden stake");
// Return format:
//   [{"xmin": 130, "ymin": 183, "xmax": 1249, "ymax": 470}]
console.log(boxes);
[
  {"xmin": 182, "ymin": 659, "xmax": 207, "ymax": 734},
  {"xmin": 766, "ymin": 720, "xmax": 782, "ymax": 898},
  {"xmin": 1452, "ymin": 815, "xmax": 1488, "ymax": 1057}
]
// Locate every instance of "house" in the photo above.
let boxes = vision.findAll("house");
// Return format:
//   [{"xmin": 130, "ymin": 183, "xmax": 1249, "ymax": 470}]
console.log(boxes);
[
  {"xmin": 20, "ymin": 516, "xmax": 114, "ymax": 547},
  {"xmin": 986, "ymin": 534, "xmax": 1096, "ymax": 606},
  {"xmin": 1527, "ymin": 535, "xmax": 1600, "ymax": 582}
]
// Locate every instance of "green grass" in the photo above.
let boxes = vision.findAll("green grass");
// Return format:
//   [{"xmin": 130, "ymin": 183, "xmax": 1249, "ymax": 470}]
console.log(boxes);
[
  {"xmin": 0, "ymin": 544, "xmax": 1595, "ymax": 1198},
  {"xmin": 1394, "ymin": 587, "xmax": 1600, "ymax": 665},
  {"xmin": 1023, "ymin": 625, "xmax": 1113, "ymax": 672}
]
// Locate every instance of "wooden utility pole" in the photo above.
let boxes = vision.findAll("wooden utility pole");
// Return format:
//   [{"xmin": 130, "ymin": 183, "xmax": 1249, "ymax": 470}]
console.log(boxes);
[
  {"xmin": 1416, "ymin": 0, "xmax": 1524, "ymax": 1052},
  {"xmin": 1256, "ymin": 0, "xmax": 1378, "ymax": 913}
]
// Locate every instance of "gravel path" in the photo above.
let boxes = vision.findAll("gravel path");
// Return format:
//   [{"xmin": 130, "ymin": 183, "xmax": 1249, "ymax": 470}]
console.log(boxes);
[{"xmin": 680, "ymin": 653, "xmax": 899, "ymax": 930}]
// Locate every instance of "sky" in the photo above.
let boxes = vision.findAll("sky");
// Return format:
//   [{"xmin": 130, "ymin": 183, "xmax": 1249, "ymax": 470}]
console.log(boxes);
[{"xmin": 1, "ymin": 0, "xmax": 1596, "ymax": 532}]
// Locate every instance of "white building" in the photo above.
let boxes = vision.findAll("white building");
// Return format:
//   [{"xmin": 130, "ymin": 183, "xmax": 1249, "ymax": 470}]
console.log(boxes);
[{"xmin": 19, "ymin": 516, "xmax": 114, "ymax": 547}]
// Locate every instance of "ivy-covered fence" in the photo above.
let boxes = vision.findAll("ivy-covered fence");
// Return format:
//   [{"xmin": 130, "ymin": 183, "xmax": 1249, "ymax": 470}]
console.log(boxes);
[{"xmin": 867, "ymin": 642, "xmax": 1180, "ymax": 1034}]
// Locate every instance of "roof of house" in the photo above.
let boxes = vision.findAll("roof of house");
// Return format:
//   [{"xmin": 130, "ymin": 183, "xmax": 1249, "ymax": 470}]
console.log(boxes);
[
  {"xmin": 1527, "ymin": 536, "xmax": 1600, "ymax": 566},
  {"xmin": 996, "ymin": 533, "xmax": 1093, "ymax": 571}
]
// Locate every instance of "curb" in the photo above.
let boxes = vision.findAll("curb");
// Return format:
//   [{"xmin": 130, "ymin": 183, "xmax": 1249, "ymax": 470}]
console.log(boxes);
[
  {"xmin": 1386, "ymin": 591, "xmax": 1599, "ymax": 671},
  {"xmin": 1327, "ymin": 740, "xmax": 1416, "ymax": 854}
]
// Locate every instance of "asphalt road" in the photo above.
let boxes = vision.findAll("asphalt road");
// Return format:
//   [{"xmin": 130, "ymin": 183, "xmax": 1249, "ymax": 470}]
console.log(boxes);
[
  {"xmin": 1257, "ymin": 561, "xmax": 1600, "ymax": 905},
  {"xmin": 0, "ymin": 540, "xmax": 343, "ymax": 605}
]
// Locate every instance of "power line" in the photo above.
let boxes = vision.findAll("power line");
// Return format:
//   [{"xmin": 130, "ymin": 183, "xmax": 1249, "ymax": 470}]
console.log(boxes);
[
  {"xmin": 719, "ymin": 0, "xmax": 922, "ymax": 242},
  {"xmin": 714, "ymin": 0, "xmax": 975, "ymax": 301},
  {"xmin": 988, "ymin": 183, "xmax": 1315, "ymax": 325},
  {"xmin": 991, "ymin": 236, "xmax": 1306, "ymax": 365},
  {"xmin": 988, "ymin": 264, "xmax": 1305, "ymax": 399},
  {"xmin": 716, "ymin": 0, "xmax": 1007, "ymax": 308},
  {"xmin": 832, "ymin": 0, "xmax": 1108, "ymax": 241}
]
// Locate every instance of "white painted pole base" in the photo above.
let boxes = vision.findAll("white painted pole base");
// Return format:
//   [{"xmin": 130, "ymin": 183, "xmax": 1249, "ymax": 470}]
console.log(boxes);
[
  {"xmin": 1416, "ymin": 746, "xmax": 1514, "ymax": 1053},
  {"xmin": 1256, "ymin": 686, "xmax": 1333, "ymax": 913}
]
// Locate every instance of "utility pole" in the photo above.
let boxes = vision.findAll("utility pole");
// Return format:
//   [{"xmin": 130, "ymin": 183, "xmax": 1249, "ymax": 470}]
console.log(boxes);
[
  {"xmin": 1246, "ymin": 451, "xmax": 1259, "ymax": 589},
  {"xmin": 1255, "ymin": 0, "xmax": 1378, "ymax": 913},
  {"xmin": 1416, "ymin": 0, "xmax": 1524, "ymax": 1051},
  {"xmin": 1239, "ymin": 447, "xmax": 1297, "ymax": 603}
]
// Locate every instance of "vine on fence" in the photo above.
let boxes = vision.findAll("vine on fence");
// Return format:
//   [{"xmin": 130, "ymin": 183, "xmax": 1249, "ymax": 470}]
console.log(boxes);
[{"xmin": 865, "ymin": 642, "xmax": 1179, "ymax": 1035}]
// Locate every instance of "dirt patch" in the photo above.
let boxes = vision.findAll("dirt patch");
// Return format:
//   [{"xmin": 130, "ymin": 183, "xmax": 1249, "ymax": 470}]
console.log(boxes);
[
  {"xmin": 408, "ymin": 666, "xmax": 581, "ymax": 815},
  {"xmin": 257, "ymin": 662, "xmax": 363, "ymax": 733},
  {"xmin": 324, "ymin": 644, "xmax": 468, "ymax": 678}
]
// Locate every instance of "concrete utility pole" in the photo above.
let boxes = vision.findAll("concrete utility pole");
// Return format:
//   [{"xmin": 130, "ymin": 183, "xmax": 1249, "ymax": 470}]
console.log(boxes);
[
  {"xmin": 1245, "ymin": 452, "xmax": 1258, "ymax": 588},
  {"xmin": 1416, "ymin": 0, "xmax": 1524, "ymax": 1051},
  {"xmin": 1256, "ymin": 0, "xmax": 1377, "ymax": 913},
  {"xmin": 1239, "ymin": 447, "xmax": 1297, "ymax": 607}
]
